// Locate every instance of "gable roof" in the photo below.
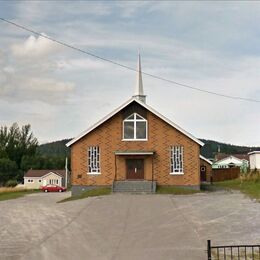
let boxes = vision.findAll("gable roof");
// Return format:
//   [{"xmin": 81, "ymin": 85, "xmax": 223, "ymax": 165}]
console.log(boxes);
[
  {"xmin": 248, "ymin": 151, "xmax": 260, "ymax": 155},
  {"xmin": 200, "ymin": 155, "xmax": 212, "ymax": 165},
  {"xmin": 214, "ymin": 155, "xmax": 245, "ymax": 165},
  {"xmin": 24, "ymin": 169, "xmax": 66, "ymax": 178},
  {"xmin": 215, "ymin": 153, "xmax": 249, "ymax": 161},
  {"xmin": 66, "ymin": 97, "xmax": 204, "ymax": 147}
]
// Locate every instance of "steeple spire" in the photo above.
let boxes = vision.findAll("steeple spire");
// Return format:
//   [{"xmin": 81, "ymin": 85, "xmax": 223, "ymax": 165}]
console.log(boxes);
[{"xmin": 133, "ymin": 53, "xmax": 146, "ymax": 103}]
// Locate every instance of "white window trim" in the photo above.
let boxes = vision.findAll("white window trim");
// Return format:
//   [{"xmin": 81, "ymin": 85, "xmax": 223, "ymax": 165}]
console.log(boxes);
[
  {"xmin": 88, "ymin": 146, "xmax": 101, "ymax": 174},
  {"xmin": 170, "ymin": 146, "xmax": 184, "ymax": 174},
  {"xmin": 122, "ymin": 138, "xmax": 148, "ymax": 141},
  {"xmin": 122, "ymin": 113, "xmax": 148, "ymax": 141},
  {"xmin": 170, "ymin": 172, "xmax": 184, "ymax": 175}
]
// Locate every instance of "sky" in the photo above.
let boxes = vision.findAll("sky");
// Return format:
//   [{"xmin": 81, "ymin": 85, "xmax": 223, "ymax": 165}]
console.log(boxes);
[{"xmin": 0, "ymin": 1, "xmax": 260, "ymax": 146}]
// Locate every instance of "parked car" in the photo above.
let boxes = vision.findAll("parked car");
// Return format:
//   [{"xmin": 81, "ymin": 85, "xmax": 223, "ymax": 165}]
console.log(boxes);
[{"xmin": 41, "ymin": 184, "xmax": 66, "ymax": 192}]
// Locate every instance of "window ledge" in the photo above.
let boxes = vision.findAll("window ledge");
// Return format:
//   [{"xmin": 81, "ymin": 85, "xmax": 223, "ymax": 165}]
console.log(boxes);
[
  {"xmin": 170, "ymin": 172, "xmax": 184, "ymax": 175},
  {"xmin": 87, "ymin": 172, "xmax": 101, "ymax": 175},
  {"xmin": 122, "ymin": 139, "xmax": 148, "ymax": 142}
]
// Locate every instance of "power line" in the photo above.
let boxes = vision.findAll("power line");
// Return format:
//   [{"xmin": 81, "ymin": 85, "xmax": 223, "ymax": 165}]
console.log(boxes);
[{"xmin": 1, "ymin": 17, "xmax": 260, "ymax": 103}]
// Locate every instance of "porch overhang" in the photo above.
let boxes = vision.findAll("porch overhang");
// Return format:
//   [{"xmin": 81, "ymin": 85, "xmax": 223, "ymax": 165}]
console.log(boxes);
[{"xmin": 114, "ymin": 150, "xmax": 154, "ymax": 156}]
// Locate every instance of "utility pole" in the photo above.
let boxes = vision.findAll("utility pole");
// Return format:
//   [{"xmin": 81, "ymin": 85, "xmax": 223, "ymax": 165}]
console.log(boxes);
[{"xmin": 65, "ymin": 157, "xmax": 68, "ymax": 189}]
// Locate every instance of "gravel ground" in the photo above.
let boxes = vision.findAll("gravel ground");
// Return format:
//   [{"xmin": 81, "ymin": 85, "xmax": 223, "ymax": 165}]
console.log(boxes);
[{"xmin": 0, "ymin": 190, "xmax": 259, "ymax": 260}]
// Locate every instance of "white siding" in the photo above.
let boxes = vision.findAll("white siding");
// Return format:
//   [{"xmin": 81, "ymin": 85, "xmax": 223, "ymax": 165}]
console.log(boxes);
[
  {"xmin": 24, "ymin": 172, "xmax": 63, "ymax": 189},
  {"xmin": 43, "ymin": 173, "xmax": 62, "ymax": 186},
  {"xmin": 249, "ymin": 153, "xmax": 260, "ymax": 170},
  {"xmin": 24, "ymin": 177, "xmax": 42, "ymax": 189}
]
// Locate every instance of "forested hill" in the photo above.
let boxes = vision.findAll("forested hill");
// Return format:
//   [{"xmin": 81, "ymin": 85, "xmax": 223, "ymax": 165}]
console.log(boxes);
[
  {"xmin": 199, "ymin": 139, "xmax": 260, "ymax": 158},
  {"xmin": 38, "ymin": 138, "xmax": 260, "ymax": 158},
  {"xmin": 37, "ymin": 139, "xmax": 72, "ymax": 156}
]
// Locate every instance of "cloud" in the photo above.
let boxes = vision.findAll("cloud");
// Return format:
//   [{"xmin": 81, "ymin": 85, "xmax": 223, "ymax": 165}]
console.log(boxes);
[
  {"xmin": 1, "ymin": 1, "xmax": 260, "ymax": 145},
  {"xmin": 0, "ymin": 34, "xmax": 75, "ymax": 104},
  {"xmin": 115, "ymin": 2, "xmax": 150, "ymax": 18},
  {"xmin": 0, "ymin": 75, "xmax": 75, "ymax": 103},
  {"xmin": 12, "ymin": 1, "xmax": 112, "ymax": 24},
  {"xmin": 57, "ymin": 58, "xmax": 109, "ymax": 71},
  {"xmin": 11, "ymin": 34, "xmax": 58, "ymax": 58}
]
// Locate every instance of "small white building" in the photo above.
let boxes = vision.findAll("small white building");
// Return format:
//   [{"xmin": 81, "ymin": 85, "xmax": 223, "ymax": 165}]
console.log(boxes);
[
  {"xmin": 24, "ymin": 169, "xmax": 66, "ymax": 189},
  {"xmin": 248, "ymin": 151, "xmax": 260, "ymax": 170},
  {"xmin": 212, "ymin": 155, "xmax": 249, "ymax": 170}
]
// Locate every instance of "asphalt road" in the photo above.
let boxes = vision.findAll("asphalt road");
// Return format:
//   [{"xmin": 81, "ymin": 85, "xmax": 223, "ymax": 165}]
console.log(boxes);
[{"xmin": 0, "ymin": 190, "xmax": 259, "ymax": 260}]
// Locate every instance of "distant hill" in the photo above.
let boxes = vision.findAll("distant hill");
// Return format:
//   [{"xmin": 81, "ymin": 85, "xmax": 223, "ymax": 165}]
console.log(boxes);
[
  {"xmin": 37, "ymin": 139, "xmax": 72, "ymax": 157},
  {"xmin": 199, "ymin": 139, "xmax": 260, "ymax": 158},
  {"xmin": 38, "ymin": 138, "xmax": 260, "ymax": 159}
]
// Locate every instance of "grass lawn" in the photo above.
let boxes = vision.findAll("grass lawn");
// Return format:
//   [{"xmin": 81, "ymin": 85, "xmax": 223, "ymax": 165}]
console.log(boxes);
[
  {"xmin": 213, "ymin": 178, "xmax": 260, "ymax": 200},
  {"xmin": 58, "ymin": 187, "xmax": 111, "ymax": 203},
  {"xmin": 156, "ymin": 185, "xmax": 201, "ymax": 195},
  {"xmin": 0, "ymin": 188, "xmax": 40, "ymax": 201}
]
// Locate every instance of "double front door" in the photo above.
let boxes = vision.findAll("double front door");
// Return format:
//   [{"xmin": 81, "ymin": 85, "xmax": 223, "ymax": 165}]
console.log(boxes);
[{"xmin": 126, "ymin": 159, "xmax": 144, "ymax": 180}]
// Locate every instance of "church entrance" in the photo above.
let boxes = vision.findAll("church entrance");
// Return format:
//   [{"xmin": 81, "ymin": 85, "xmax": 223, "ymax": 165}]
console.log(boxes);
[{"xmin": 126, "ymin": 159, "xmax": 144, "ymax": 180}]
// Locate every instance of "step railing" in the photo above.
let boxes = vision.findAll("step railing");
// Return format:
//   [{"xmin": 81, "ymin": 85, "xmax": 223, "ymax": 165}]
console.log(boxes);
[{"xmin": 207, "ymin": 240, "xmax": 260, "ymax": 260}]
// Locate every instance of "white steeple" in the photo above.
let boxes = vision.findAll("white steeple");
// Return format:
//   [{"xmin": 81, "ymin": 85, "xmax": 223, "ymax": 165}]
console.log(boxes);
[{"xmin": 133, "ymin": 53, "xmax": 146, "ymax": 103}]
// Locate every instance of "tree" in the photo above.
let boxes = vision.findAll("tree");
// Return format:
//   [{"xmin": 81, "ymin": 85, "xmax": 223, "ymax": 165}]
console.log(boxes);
[
  {"xmin": 21, "ymin": 155, "xmax": 67, "ymax": 171},
  {"xmin": 0, "ymin": 126, "xmax": 9, "ymax": 158},
  {"xmin": 1, "ymin": 123, "xmax": 38, "ymax": 169},
  {"xmin": 0, "ymin": 158, "xmax": 18, "ymax": 185},
  {"xmin": 0, "ymin": 123, "xmax": 38, "ymax": 185}
]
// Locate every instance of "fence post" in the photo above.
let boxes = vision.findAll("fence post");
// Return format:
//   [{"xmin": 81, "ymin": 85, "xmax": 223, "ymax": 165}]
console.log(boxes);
[{"xmin": 207, "ymin": 240, "xmax": 211, "ymax": 260}]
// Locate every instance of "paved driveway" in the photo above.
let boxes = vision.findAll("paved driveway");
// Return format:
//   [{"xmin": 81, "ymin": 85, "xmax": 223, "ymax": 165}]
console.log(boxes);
[{"xmin": 0, "ymin": 191, "xmax": 259, "ymax": 260}]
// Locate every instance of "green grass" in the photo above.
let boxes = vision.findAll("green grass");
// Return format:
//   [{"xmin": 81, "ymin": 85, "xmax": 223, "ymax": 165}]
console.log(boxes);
[
  {"xmin": 213, "ymin": 178, "xmax": 260, "ymax": 200},
  {"xmin": 156, "ymin": 185, "xmax": 201, "ymax": 195},
  {"xmin": 58, "ymin": 187, "xmax": 111, "ymax": 203},
  {"xmin": 0, "ymin": 189, "xmax": 40, "ymax": 201}
]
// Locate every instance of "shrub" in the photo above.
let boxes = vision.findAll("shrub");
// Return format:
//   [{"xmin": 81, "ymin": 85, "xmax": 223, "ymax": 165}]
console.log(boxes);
[
  {"xmin": 5, "ymin": 180, "xmax": 18, "ymax": 187},
  {"xmin": 240, "ymin": 169, "xmax": 260, "ymax": 183}
]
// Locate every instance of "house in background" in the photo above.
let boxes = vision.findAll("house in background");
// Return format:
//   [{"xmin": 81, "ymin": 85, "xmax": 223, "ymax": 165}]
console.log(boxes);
[
  {"xmin": 67, "ymin": 55, "xmax": 206, "ymax": 195},
  {"xmin": 248, "ymin": 151, "xmax": 260, "ymax": 170},
  {"xmin": 24, "ymin": 170, "xmax": 66, "ymax": 189},
  {"xmin": 215, "ymin": 153, "xmax": 250, "ymax": 163},
  {"xmin": 200, "ymin": 155, "xmax": 212, "ymax": 182},
  {"xmin": 212, "ymin": 154, "xmax": 249, "ymax": 172}
]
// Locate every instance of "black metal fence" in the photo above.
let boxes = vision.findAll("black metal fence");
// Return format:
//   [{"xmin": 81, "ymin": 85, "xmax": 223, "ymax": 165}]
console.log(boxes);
[{"xmin": 207, "ymin": 240, "xmax": 260, "ymax": 260}]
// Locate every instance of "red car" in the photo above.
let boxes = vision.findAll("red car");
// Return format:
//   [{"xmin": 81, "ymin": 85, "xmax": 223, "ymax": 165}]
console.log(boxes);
[{"xmin": 41, "ymin": 184, "xmax": 66, "ymax": 193}]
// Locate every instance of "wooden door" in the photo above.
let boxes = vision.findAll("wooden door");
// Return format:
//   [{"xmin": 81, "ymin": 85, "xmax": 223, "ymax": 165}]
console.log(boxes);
[
  {"xmin": 126, "ymin": 159, "xmax": 144, "ymax": 180},
  {"xmin": 200, "ymin": 165, "xmax": 207, "ymax": 182}
]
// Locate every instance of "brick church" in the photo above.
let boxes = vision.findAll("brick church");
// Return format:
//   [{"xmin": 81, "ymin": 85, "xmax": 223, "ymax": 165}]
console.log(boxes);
[{"xmin": 67, "ymin": 55, "xmax": 207, "ymax": 195}]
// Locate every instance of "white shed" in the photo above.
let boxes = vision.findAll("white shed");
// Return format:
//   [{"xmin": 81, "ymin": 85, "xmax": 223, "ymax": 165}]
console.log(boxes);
[{"xmin": 248, "ymin": 151, "xmax": 260, "ymax": 170}]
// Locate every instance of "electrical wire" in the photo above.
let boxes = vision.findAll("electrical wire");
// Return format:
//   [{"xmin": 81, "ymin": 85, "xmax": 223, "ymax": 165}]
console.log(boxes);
[{"xmin": 0, "ymin": 17, "xmax": 259, "ymax": 103}]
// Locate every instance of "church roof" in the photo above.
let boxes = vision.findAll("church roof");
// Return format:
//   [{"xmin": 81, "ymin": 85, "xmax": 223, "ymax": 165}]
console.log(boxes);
[
  {"xmin": 66, "ymin": 97, "xmax": 204, "ymax": 147},
  {"xmin": 67, "ymin": 55, "xmax": 204, "ymax": 147}
]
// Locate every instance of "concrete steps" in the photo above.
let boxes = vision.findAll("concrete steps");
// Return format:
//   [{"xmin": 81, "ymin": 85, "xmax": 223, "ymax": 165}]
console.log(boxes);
[{"xmin": 112, "ymin": 180, "xmax": 156, "ymax": 193}]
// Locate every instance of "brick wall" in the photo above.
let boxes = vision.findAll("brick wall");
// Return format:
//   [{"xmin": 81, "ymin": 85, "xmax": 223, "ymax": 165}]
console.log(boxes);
[
  {"xmin": 200, "ymin": 159, "xmax": 212, "ymax": 182},
  {"xmin": 71, "ymin": 103, "xmax": 200, "ymax": 187}
]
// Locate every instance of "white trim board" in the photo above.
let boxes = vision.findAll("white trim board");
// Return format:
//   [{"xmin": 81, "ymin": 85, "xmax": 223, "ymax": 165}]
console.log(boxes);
[
  {"xmin": 66, "ymin": 98, "xmax": 204, "ymax": 147},
  {"xmin": 24, "ymin": 172, "xmax": 63, "ymax": 179},
  {"xmin": 199, "ymin": 155, "xmax": 213, "ymax": 165},
  {"xmin": 215, "ymin": 155, "xmax": 244, "ymax": 164},
  {"xmin": 248, "ymin": 151, "xmax": 260, "ymax": 155},
  {"xmin": 41, "ymin": 172, "xmax": 63, "ymax": 179},
  {"xmin": 115, "ymin": 151, "xmax": 154, "ymax": 155}
]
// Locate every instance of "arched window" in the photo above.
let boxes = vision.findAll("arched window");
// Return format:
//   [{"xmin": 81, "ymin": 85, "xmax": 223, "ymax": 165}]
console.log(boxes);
[{"xmin": 123, "ymin": 113, "xmax": 147, "ymax": 140}]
